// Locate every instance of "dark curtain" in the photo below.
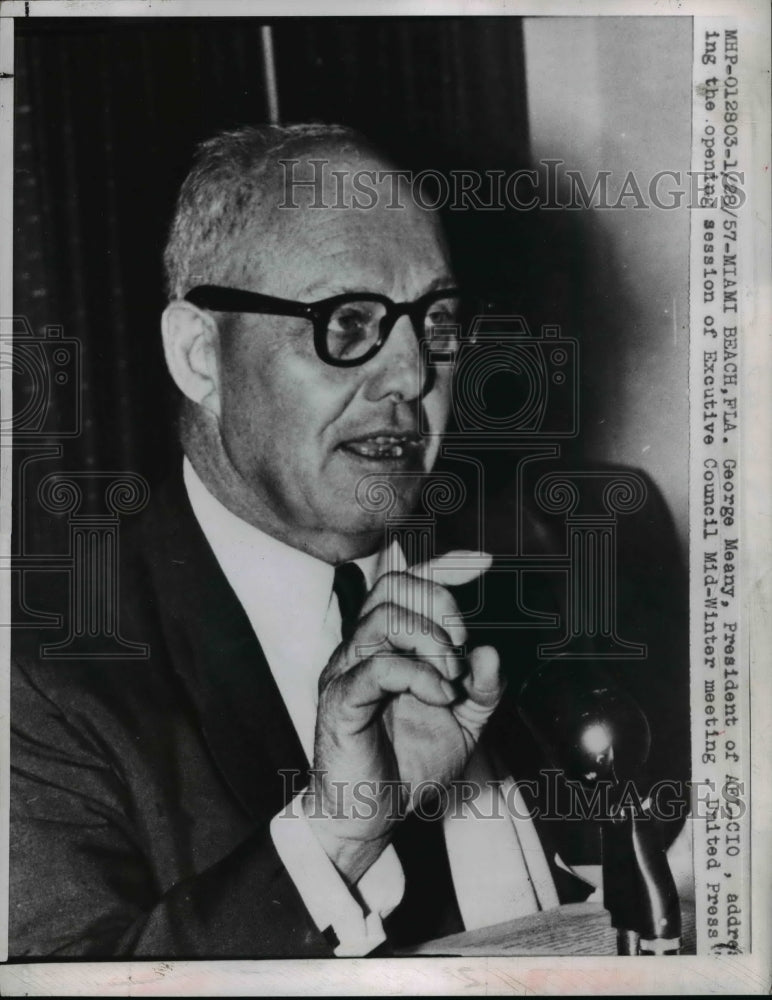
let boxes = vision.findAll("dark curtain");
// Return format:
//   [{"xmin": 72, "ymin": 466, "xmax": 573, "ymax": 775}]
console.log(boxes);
[
  {"xmin": 14, "ymin": 19, "xmax": 283, "ymax": 491},
  {"xmin": 273, "ymin": 18, "xmax": 528, "ymax": 162}
]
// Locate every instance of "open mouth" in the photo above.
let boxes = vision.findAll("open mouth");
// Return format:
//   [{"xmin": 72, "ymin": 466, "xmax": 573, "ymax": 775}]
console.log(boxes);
[{"xmin": 339, "ymin": 433, "xmax": 423, "ymax": 462}]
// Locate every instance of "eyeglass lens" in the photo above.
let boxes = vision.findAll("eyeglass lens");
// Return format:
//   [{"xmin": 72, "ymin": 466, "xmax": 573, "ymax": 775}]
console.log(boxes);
[{"xmin": 325, "ymin": 294, "xmax": 462, "ymax": 361}]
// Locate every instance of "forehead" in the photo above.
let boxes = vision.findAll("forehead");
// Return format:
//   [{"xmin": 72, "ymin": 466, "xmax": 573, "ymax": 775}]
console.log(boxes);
[{"xmin": 227, "ymin": 150, "xmax": 451, "ymax": 298}]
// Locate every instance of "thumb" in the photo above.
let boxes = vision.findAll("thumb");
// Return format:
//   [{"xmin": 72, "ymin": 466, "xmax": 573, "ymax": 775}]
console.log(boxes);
[
  {"xmin": 464, "ymin": 644, "xmax": 502, "ymax": 706},
  {"xmin": 452, "ymin": 645, "xmax": 503, "ymax": 743}
]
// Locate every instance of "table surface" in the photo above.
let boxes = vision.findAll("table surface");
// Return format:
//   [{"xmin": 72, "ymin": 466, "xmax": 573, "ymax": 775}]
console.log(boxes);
[{"xmin": 399, "ymin": 901, "xmax": 697, "ymax": 957}]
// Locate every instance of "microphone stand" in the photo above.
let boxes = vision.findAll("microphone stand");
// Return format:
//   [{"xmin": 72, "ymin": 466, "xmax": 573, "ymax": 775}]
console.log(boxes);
[
  {"xmin": 602, "ymin": 789, "xmax": 681, "ymax": 954},
  {"xmin": 518, "ymin": 661, "xmax": 681, "ymax": 955}
]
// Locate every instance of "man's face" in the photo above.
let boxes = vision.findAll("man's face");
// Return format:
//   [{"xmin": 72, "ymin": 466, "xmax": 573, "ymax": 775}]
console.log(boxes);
[{"xmin": 212, "ymin": 155, "xmax": 454, "ymax": 561}]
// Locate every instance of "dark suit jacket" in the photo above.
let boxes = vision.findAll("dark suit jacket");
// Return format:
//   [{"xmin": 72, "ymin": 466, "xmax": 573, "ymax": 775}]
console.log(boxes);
[{"xmin": 10, "ymin": 468, "xmax": 689, "ymax": 958}]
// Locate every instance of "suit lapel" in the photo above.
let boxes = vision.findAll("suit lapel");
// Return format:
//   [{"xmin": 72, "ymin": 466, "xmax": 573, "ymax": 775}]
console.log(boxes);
[{"xmin": 137, "ymin": 472, "xmax": 309, "ymax": 823}]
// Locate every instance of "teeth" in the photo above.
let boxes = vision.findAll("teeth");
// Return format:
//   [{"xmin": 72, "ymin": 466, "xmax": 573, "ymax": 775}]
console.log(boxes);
[{"xmin": 344, "ymin": 436, "xmax": 414, "ymax": 459}]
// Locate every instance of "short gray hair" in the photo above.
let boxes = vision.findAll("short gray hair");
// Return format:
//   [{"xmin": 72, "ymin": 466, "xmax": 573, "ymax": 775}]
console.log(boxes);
[{"xmin": 163, "ymin": 123, "xmax": 370, "ymax": 300}]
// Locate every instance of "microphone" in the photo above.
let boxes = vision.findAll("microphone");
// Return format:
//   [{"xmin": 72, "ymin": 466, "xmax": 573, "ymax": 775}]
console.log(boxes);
[{"xmin": 518, "ymin": 660, "xmax": 681, "ymax": 955}]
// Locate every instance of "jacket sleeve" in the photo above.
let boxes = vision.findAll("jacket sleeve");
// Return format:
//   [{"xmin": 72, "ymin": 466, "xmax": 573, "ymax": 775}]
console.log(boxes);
[{"xmin": 10, "ymin": 660, "xmax": 332, "ymax": 959}]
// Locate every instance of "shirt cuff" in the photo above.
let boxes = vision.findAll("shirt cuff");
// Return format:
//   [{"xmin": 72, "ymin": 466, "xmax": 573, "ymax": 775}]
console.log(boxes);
[{"xmin": 270, "ymin": 791, "xmax": 405, "ymax": 957}]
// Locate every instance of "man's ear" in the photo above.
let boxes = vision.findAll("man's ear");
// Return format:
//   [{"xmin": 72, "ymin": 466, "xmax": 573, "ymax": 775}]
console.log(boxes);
[{"xmin": 161, "ymin": 300, "xmax": 221, "ymax": 418}]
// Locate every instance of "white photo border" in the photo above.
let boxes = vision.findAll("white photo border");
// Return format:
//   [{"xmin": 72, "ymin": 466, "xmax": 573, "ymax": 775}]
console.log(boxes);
[{"xmin": 0, "ymin": 1, "xmax": 769, "ymax": 995}]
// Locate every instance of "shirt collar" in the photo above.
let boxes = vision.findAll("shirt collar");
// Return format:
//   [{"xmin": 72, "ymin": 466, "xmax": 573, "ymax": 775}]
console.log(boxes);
[{"xmin": 182, "ymin": 457, "xmax": 405, "ymax": 642}]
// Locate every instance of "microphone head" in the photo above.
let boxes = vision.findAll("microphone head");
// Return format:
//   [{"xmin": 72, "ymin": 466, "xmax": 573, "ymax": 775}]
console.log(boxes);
[{"xmin": 518, "ymin": 660, "xmax": 651, "ymax": 786}]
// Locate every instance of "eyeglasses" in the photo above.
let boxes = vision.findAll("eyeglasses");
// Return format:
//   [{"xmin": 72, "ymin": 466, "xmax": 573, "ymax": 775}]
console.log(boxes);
[{"xmin": 184, "ymin": 284, "xmax": 463, "ymax": 368}]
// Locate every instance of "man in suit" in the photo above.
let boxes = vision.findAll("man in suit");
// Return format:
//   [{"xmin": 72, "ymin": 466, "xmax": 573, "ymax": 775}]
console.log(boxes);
[{"xmin": 10, "ymin": 124, "xmax": 689, "ymax": 958}]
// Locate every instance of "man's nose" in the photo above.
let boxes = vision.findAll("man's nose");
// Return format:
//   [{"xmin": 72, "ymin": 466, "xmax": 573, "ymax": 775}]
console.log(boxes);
[{"xmin": 364, "ymin": 313, "xmax": 427, "ymax": 403}]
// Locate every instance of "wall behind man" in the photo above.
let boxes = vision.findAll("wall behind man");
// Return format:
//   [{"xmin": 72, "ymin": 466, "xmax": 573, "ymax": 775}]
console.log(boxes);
[{"xmin": 523, "ymin": 16, "xmax": 692, "ymax": 555}]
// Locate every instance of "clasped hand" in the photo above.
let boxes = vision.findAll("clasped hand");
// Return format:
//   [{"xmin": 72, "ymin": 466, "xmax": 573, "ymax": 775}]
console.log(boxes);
[{"xmin": 305, "ymin": 552, "xmax": 503, "ymax": 884}]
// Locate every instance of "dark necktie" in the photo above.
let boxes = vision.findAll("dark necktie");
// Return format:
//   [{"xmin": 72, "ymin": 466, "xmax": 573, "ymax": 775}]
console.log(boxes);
[
  {"xmin": 333, "ymin": 562, "xmax": 368, "ymax": 643},
  {"xmin": 332, "ymin": 561, "xmax": 464, "ymax": 948}
]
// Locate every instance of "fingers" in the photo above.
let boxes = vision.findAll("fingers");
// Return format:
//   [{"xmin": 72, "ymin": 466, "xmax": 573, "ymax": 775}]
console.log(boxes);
[
  {"xmin": 412, "ymin": 550, "xmax": 493, "ymax": 588},
  {"xmin": 344, "ymin": 603, "xmax": 461, "ymax": 681},
  {"xmin": 359, "ymin": 573, "xmax": 467, "ymax": 647},
  {"xmin": 326, "ymin": 550, "xmax": 495, "ymax": 717},
  {"xmin": 357, "ymin": 551, "xmax": 492, "ymax": 648},
  {"xmin": 326, "ymin": 643, "xmax": 502, "ymax": 743},
  {"xmin": 329, "ymin": 653, "xmax": 456, "ymax": 723}
]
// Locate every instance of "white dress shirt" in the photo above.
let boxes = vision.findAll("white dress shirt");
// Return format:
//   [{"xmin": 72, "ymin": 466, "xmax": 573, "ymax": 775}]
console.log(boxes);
[{"xmin": 183, "ymin": 458, "xmax": 558, "ymax": 954}]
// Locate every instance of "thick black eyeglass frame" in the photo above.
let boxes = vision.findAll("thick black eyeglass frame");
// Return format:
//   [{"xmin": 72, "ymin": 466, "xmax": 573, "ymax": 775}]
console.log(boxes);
[{"xmin": 184, "ymin": 284, "xmax": 463, "ymax": 368}]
